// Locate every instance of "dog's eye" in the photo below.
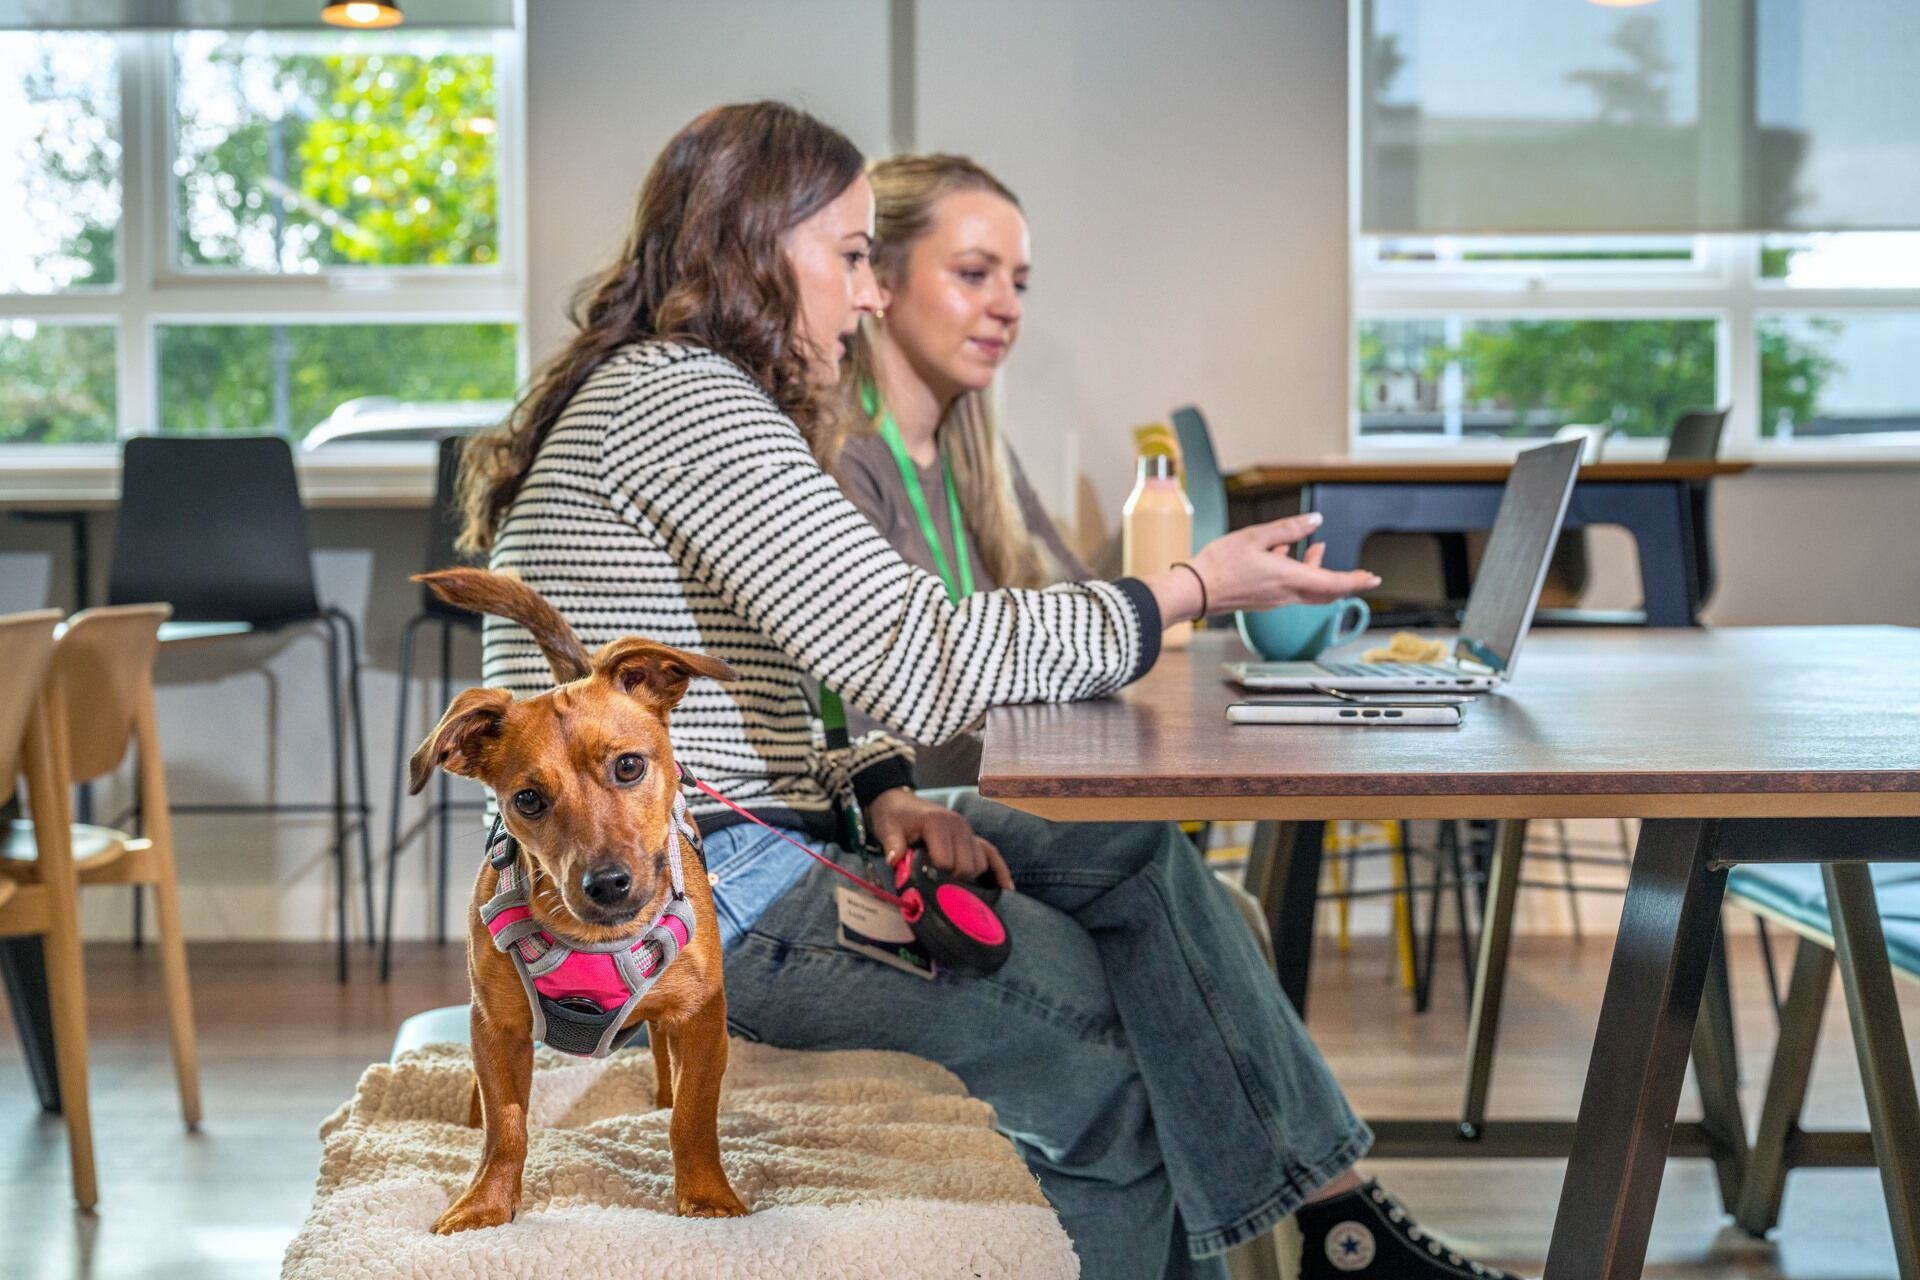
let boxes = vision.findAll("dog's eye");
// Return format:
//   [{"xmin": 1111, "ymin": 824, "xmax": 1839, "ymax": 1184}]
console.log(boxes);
[
  {"xmin": 512, "ymin": 788, "xmax": 548, "ymax": 818},
  {"xmin": 612, "ymin": 753, "xmax": 645, "ymax": 784}
]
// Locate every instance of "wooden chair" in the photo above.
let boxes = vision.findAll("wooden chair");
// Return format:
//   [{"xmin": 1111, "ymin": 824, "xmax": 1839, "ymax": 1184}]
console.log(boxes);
[
  {"xmin": 0, "ymin": 608, "xmax": 96, "ymax": 1209},
  {"xmin": 2, "ymin": 604, "xmax": 202, "ymax": 1135}
]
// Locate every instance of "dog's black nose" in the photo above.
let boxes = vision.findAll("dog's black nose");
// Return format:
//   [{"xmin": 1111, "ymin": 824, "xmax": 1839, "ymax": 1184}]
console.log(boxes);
[{"xmin": 580, "ymin": 861, "xmax": 634, "ymax": 908}]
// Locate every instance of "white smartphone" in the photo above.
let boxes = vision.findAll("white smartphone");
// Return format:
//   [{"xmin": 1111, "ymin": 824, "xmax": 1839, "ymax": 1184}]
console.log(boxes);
[{"xmin": 1226, "ymin": 698, "xmax": 1464, "ymax": 727}]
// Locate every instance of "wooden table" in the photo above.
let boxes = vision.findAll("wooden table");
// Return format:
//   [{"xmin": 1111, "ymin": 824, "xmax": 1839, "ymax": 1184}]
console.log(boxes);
[
  {"xmin": 1227, "ymin": 460, "xmax": 1754, "ymax": 627},
  {"xmin": 979, "ymin": 629, "xmax": 1920, "ymax": 1279}
]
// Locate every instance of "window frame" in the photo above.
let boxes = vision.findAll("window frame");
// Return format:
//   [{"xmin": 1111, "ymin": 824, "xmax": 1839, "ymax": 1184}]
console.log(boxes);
[
  {"xmin": 1354, "ymin": 234, "xmax": 1920, "ymax": 466},
  {"xmin": 0, "ymin": 24, "xmax": 526, "ymax": 473}
]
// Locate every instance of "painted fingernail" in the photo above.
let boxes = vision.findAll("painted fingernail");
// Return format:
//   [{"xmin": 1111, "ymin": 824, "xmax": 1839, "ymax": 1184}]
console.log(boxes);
[{"xmin": 1306, "ymin": 512, "xmax": 1323, "ymax": 525}]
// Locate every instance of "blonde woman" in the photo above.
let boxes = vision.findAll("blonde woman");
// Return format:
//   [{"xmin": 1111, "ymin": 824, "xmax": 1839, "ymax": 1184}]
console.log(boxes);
[
  {"xmin": 832, "ymin": 153, "xmax": 1520, "ymax": 1280},
  {"xmin": 831, "ymin": 156, "xmax": 1082, "ymax": 785}
]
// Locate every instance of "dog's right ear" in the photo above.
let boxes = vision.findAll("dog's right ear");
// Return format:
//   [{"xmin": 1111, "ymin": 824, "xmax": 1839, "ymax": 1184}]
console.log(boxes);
[{"xmin": 409, "ymin": 687, "xmax": 513, "ymax": 794}]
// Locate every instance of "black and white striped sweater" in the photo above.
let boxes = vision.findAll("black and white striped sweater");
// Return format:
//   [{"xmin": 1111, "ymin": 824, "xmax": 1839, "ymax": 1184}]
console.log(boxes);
[{"xmin": 483, "ymin": 341, "xmax": 1162, "ymax": 838}]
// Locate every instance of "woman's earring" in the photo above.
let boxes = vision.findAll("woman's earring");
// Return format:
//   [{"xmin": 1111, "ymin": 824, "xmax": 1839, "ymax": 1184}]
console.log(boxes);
[{"xmin": 873, "ymin": 309, "xmax": 886, "ymax": 320}]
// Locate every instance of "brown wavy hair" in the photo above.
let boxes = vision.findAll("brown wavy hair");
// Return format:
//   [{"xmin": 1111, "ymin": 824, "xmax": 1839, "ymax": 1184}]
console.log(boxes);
[
  {"xmin": 458, "ymin": 101, "xmax": 865, "ymax": 554},
  {"xmin": 840, "ymin": 154, "xmax": 1060, "ymax": 590}
]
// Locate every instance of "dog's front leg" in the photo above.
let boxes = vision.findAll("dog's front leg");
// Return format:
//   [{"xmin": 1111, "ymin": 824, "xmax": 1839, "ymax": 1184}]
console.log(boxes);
[
  {"xmin": 432, "ymin": 1001, "xmax": 534, "ymax": 1234},
  {"xmin": 667, "ymin": 992, "xmax": 747, "ymax": 1217},
  {"xmin": 650, "ymin": 1021, "xmax": 674, "ymax": 1110}
]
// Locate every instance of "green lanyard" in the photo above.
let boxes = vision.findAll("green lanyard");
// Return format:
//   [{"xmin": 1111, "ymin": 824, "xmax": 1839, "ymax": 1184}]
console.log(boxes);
[
  {"xmin": 863, "ymin": 381, "xmax": 974, "ymax": 601},
  {"xmin": 817, "ymin": 384, "xmax": 974, "ymax": 762}
]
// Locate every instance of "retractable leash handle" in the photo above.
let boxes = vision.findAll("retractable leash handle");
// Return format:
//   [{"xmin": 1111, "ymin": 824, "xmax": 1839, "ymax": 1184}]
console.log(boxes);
[{"xmin": 893, "ymin": 846, "xmax": 1012, "ymax": 977}]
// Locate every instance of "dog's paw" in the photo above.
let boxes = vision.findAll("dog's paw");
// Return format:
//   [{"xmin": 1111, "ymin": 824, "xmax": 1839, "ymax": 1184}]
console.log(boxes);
[
  {"xmin": 431, "ymin": 1197, "xmax": 515, "ymax": 1235},
  {"xmin": 676, "ymin": 1186, "xmax": 749, "ymax": 1219}
]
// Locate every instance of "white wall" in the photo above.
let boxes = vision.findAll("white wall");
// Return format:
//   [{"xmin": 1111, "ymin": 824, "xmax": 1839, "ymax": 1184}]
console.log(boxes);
[
  {"xmin": 524, "ymin": 0, "xmax": 892, "ymax": 365},
  {"xmin": 911, "ymin": 0, "xmax": 1351, "ymax": 527}
]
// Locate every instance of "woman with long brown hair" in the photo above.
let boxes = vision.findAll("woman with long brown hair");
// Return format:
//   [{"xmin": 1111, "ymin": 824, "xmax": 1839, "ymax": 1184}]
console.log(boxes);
[{"xmin": 458, "ymin": 102, "xmax": 1504, "ymax": 1280}]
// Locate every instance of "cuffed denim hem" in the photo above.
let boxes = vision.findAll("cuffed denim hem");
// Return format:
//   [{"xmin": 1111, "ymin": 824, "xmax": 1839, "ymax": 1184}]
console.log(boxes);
[{"xmin": 1184, "ymin": 1120, "xmax": 1375, "ymax": 1259}]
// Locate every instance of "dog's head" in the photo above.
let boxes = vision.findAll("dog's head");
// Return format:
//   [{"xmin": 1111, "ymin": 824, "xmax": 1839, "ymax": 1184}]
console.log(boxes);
[{"xmin": 408, "ymin": 570, "xmax": 735, "ymax": 933}]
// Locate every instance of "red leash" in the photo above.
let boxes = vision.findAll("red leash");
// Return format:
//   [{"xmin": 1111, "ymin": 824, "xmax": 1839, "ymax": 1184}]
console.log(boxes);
[{"xmin": 680, "ymin": 768, "xmax": 906, "ymax": 908}]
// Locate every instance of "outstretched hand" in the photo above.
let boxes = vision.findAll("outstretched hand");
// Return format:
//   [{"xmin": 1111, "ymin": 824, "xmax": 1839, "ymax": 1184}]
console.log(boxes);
[{"xmin": 1178, "ymin": 513, "xmax": 1380, "ymax": 618}]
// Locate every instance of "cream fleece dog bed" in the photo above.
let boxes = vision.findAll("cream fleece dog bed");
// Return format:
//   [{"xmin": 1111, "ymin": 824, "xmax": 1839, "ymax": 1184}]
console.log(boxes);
[{"xmin": 282, "ymin": 1039, "xmax": 1077, "ymax": 1279}]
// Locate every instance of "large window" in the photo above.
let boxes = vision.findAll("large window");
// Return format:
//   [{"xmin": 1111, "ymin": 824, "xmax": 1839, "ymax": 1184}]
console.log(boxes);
[
  {"xmin": 1352, "ymin": 2, "xmax": 1920, "ymax": 460},
  {"xmin": 1, "ymin": 24, "xmax": 520, "ymax": 454}
]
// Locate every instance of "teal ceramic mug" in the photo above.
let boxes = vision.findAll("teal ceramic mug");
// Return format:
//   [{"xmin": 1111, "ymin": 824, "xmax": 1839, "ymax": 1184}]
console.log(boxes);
[{"xmin": 1235, "ymin": 598, "xmax": 1371, "ymax": 662}]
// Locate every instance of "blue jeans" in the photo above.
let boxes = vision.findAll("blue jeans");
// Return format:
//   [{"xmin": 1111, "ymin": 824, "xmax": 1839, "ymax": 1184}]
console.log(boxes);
[{"xmin": 708, "ymin": 794, "xmax": 1371, "ymax": 1277}]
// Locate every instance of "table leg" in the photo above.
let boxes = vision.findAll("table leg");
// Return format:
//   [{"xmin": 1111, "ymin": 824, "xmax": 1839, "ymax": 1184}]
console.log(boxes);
[
  {"xmin": 1301, "ymin": 484, "xmax": 1382, "ymax": 578},
  {"xmin": 0, "ymin": 793, "xmax": 59, "ymax": 1111},
  {"xmin": 1244, "ymin": 820, "xmax": 1325, "ymax": 1017},
  {"xmin": 1437, "ymin": 532, "xmax": 1473, "ymax": 602},
  {"xmin": 1460, "ymin": 819, "xmax": 1527, "ymax": 1137},
  {"xmin": 1735, "ymin": 937, "xmax": 1834, "ymax": 1237},
  {"xmin": 0, "ymin": 936, "xmax": 60, "ymax": 1112},
  {"xmin": 1544, "ymin": 818, "xmax": 1725, "ymax": 1279},
  {"xmin": 1825, "ymin": 862, "xmax": 1920, "ymax": 1279},
  {"xmin": 1690, "ymin": 925, "xmax": 1750, "ymax": 1212}
]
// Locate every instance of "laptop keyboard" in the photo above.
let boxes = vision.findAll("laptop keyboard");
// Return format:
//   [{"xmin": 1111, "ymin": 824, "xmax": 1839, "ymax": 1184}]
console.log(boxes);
[{"xmin": 1315, "ymin": 661, "xmax": 1450, "ymax": 677}]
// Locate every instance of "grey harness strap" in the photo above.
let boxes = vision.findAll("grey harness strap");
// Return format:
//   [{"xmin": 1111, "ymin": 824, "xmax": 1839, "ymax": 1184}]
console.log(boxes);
[{"xmin": 478, "ymin": 790, "xmax": 700, "ymax": 1059}]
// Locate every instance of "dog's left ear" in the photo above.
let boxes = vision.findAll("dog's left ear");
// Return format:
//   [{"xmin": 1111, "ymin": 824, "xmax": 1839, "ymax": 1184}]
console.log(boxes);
[{"xmin": 594, "ymin": 638, "xmax": 737, "ymax": 710}]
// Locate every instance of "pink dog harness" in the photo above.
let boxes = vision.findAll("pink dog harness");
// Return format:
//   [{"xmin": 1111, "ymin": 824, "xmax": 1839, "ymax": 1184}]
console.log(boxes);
[{"xmin": 478, "ymin": 788, "xmax": 699, "ymax": 1059}]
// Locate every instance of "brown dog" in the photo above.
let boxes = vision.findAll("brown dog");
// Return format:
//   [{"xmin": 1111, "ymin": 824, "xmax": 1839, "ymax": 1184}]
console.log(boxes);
[{"xmin": 407, "ymin": 567, "xmax": 748, "ymax": 1233}]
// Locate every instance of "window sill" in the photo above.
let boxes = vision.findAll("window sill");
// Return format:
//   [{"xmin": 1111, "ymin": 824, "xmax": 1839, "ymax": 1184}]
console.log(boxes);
[
  {"xmin": 1348, "ymin": 438, "xmax": 1920, "ymax": 469},
  {"xmin": 0, "ymin": 446, "xmax": 439, "ymax": 509}
]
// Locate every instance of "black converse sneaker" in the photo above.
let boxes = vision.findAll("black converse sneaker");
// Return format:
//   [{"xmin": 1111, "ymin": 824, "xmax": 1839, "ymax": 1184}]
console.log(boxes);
[{"xmin": 1295, "ymin": 1179, "xmax": 1524, "ymax": 1279}]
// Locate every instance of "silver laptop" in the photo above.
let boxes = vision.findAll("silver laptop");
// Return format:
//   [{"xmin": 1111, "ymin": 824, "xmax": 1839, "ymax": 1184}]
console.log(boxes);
[{"xmin": 1224, "ymin": 439, "xmax": 1582, "ymax": 693}]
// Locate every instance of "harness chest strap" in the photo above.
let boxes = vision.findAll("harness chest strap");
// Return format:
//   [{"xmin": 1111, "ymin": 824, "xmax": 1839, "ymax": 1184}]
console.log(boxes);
[{"xmin": 478, "ymin": 789, "xmax": 701, "ymax": 1059}]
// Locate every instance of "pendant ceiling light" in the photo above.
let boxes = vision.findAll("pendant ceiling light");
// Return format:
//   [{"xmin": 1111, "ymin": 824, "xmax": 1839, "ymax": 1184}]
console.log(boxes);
[{"xmin": 321, "ymin": 1, "xmax": 404, "ymax": 28}]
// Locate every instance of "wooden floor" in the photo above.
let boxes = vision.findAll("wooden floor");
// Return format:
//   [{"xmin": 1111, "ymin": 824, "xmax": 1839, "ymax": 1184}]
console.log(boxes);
[{"xmin": 0, "ymin": 931, "xmax": 1912, "ymax": 1279}]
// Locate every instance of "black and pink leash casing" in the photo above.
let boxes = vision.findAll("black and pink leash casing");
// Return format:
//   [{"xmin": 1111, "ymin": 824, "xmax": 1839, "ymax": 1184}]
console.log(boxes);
[
  {"xmin": 682, "ymin": 767, "xmax": 1012, "ymax": 977},
  {"xmin": 889, "ymin": 846, "xmax": 1011, "ymax": 977}
]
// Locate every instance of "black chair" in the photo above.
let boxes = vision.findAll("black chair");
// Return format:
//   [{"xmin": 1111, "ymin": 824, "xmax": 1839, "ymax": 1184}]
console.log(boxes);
[
  {"xmin": 1535, "ymin": 405, "xmax": 1730, "ymax": 627},
  {"xmin": 107, "ymin": 435, "xmax": 373, "ymax": 982},
  {"xmin": 1664, "ymin": 406, "xmax": 1730, "ymax": 618},
  {"xmin": 379, "ymin": 436, "xmax": 484, "ymax": 981}
]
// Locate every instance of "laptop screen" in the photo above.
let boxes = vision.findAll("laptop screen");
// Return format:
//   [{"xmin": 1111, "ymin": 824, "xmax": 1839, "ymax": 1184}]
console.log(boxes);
[{"xmin": 1455, "ymin": 440, "xmax": 1583, "ymax": 676}]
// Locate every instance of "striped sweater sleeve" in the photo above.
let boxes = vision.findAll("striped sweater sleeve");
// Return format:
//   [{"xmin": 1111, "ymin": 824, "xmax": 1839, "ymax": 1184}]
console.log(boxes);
[{"xmin": 598, "ymin": 351, "xmax": 1161, "ymax": 749}]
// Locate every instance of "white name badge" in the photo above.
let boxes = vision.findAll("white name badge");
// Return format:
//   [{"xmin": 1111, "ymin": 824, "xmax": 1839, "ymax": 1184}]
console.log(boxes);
[{"xmin": 834, "ymin": 883, "xmax": 935, "ymax": 980}]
